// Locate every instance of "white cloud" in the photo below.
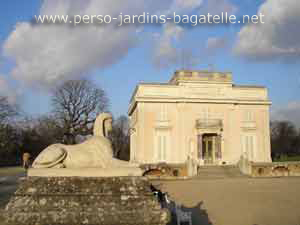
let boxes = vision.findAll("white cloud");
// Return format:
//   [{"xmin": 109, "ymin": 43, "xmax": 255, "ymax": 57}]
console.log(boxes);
[
  {"xmin": 152, "ymin": 0, "xmax": 203, "ymax": 68},
  {"xmin": 0, "ymin": 76, "xmax": 18, "ymax": 104},
  {"xmin": 3, "ymin": 0, "xmax": 173, "ymax": 88},
  {"xmin": 173, "ymin": 0, "xmax": 203, "ymax": 12},
  {"xmin": 206, "ymin": 36, "xmax": 228, "ymax": 50},
  {"xmin": 234, "ymin": 0, "xmax": 300, "ymax": 60},
  {"xmin": 161, "ymin": 0, "xmax": 203, "ymax": 16},
  {"xmin": 271, "ymin": 101, "xmax": 300, "ymax": 127},
  {"xmin": 204, "ymin": 0, "xmax": 237, "ymax": 15},
  {"xmin": 165, "ymin": 0, "xmax": 236, "ymax": 17},
  {"xmin": 0, "ymin": 76, "xmax": 10, "ymax": 94},
  {"xmin": 153, "ymin": 24, "xmax": 184, "ymax": 68},
  {"xmin": 153, "ymin": 0, "xmax": 237, "ymax": 68},
  {"xmin": 3, "ymin": 0, "xmax": 238, "ymax": 89}
]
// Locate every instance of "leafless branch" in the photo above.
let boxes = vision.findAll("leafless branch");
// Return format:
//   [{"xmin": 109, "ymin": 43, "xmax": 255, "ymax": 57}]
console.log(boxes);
[{"xmin": 51, "ymin": 80, "xmax": 109, "ymax": 144}]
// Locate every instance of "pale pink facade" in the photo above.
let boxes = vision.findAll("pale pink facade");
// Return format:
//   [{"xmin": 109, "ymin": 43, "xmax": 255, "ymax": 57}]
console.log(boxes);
[{"xmin": 128, "ymin": 70, "xmax": 272, "ymax": 166}]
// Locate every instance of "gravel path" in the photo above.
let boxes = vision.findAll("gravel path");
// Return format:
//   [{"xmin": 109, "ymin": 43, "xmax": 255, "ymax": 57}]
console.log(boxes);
[{"xmin": 153, "ymin": 177, "xmax": 300, "ymax": 225}]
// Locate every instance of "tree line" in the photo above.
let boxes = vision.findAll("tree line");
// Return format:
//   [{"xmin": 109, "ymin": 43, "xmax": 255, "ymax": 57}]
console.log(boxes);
[
  {"xmin": 1, "ymin": 79, "xmax": 300, "ymax": 166},
  {"xmin": 271, "ymin": 121, "xmax": 300, "ymax": 161},
  {"xmin": 0, "ymin": 79, "xmax": 130, "ymax": 166}
]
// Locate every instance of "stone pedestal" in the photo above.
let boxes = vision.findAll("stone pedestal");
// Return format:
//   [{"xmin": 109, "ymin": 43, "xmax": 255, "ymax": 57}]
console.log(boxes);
[{"xmin": 4, "ymin": 176, "xmax": 170, "ymax": 225}]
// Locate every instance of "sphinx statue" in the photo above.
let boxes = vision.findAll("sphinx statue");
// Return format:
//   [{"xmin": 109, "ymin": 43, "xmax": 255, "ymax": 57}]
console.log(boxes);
[
  {"xmin": 6, "ymin": 114, "xmax": 170, "ymax": 225},
  {"xmin": 32, "ymin": 113, "xmax": 138, "ymax": 169}
]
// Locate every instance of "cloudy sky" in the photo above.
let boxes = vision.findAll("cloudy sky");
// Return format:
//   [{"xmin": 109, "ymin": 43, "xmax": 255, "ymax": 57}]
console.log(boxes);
[{"xmin": 0, "ymin": 0, "xmax": 300, "ymax": 125}]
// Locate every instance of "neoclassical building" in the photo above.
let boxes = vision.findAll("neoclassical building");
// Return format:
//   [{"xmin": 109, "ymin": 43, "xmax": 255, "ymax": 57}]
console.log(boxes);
[{"xmin": 128, "ymin": 70, "xmax": 272, "ymax": 166}]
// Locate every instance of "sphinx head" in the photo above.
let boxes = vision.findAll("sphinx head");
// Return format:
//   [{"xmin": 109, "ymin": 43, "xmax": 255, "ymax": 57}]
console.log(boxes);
[
  {"xmin": 93, "ymin": 112, "xmax": 113, "ymax": 137},
  {"xmin": 103, "ymin": 116, "xmax": 113, "ymax": 137}
]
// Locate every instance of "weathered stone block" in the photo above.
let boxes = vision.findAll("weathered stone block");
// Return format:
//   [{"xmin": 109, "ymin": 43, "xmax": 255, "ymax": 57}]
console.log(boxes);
[{"xmin": 3, "ymin": 177, "xmax": 170, "ymax": 225}]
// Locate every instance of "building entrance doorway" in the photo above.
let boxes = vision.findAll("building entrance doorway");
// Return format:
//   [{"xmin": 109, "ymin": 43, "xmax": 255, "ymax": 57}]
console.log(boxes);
[{"xmin": 202, "ymin": 134, "xmax": 218, "ymax": 165}]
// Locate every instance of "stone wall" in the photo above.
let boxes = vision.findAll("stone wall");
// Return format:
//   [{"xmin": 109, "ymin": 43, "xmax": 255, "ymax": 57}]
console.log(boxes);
[
  {"xmin": 238, "ymin": 156, "xmax": 300, "ymax": 177},
  {"xmin": 252, "ymin": 162, "xmax": 300, "ymax": 177},
  {"xmin": 141, "ymin": 163, "xmax": 188, "ymax": 178},
  {"xmin": 3, "ymin": 176, "xmax": 170, "ymax": 225}
]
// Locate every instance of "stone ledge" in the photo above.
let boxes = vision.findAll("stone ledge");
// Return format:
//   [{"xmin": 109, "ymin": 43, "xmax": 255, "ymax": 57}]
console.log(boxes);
[{"xmin": 28, "ymin": 167, "xmax": 143, "ymax": 177}]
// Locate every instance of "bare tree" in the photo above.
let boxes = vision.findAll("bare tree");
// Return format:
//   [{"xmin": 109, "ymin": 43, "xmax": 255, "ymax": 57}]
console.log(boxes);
[
  {"xmin": 0, "ymin": 123, "xmax": 21, "ymax": 166},
  {"xmin": 109, "ymin": 115, "xmax": 130, "ymax": 161},
  {"xmin": 19, "ymin": 115, "xmax": 65, "ymax": 159},
  {"xmin": 271, "ymin": 120, "xmax": 299, "ymax": 159},
  {"xmin": 0, "ymin": 96, "xmax": 18, "ymax": 124},
  {"xmin": 51, "ymin": 80, "xmax": 109, "ymax": 144},
  {"xmin": 0, "ymin": 96, "xmax": 20, "ymax": 165}
]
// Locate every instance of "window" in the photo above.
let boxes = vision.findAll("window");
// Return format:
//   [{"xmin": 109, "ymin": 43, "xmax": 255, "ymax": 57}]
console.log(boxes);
[
  {"xmin": 157, "ymin": 104, "xmax": 168, "ymax": 121},
  {"xmin": 155, "ymin": 130, "xmax": 170, "ymax": 162},
  {"xmin": 244, "ymin": 110, "xmax": 254, "ymax": 122},
  {"xmin": 201, "ymin": 108, "xmax": 211, "ymax": 120},
  {"xmin": 242, "ymin": 134, "xmax": 256, "ymax": 160}
]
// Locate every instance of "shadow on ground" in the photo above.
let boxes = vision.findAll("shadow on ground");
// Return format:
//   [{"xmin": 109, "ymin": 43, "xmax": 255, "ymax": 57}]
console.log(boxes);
[
  {"xmin": 0, "ymin": 178, "xmax": 20, "ymax": 210},
  {"xmin": 167, "ymin": 201, "xmax": 213, "ymax": 225},
  {"xmin": 0, "ymin": 168, "xmax": 26, "ymax": 225},
  {"xmin": 0, "ymin": 168, "xmax": 26, "ymax": 209}
]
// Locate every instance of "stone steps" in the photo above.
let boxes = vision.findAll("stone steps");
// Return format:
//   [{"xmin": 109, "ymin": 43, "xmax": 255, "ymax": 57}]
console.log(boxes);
[{"xmin": 197, "ymin": 165, "xmax": 246, "ymax": 179}]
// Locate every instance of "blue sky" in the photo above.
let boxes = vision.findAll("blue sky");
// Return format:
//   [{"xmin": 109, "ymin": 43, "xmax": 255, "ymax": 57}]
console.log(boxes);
[{"xmin": 0, "ymin": 0, "xmax": 300, "ymax": 124}]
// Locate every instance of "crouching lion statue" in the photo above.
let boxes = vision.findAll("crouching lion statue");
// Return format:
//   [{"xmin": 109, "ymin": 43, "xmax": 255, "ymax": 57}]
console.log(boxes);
[{"xmin": 32, "ymin": 113, "xmax": 138, "ymax": 169}]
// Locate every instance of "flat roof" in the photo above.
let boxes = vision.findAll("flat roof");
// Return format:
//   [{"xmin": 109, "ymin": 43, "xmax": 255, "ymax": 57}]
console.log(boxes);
[{"xmin": 233, "ymin": 84, "xmax": 266, "ymax": 89}]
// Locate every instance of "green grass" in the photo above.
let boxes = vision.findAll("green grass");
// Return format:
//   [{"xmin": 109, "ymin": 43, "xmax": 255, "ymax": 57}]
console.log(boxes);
[
  {"xmin": 0, "ymin": 167, "xmax": 25, "ymax": 176},
  {"xmin": 273, "ymin": 155, "xmax": 300, "ymax": 162}
]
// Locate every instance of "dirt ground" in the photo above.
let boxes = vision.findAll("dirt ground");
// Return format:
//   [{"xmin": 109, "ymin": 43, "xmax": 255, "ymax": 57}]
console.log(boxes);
[{"xmin": 153, "ymin": 177, "xmax": 300, "ymax": 225}]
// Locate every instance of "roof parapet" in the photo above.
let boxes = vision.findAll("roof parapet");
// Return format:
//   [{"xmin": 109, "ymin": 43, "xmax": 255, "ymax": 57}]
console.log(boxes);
[{"xmin": 169, "ymin": 70, "xmax": 233, "ymax": 85}]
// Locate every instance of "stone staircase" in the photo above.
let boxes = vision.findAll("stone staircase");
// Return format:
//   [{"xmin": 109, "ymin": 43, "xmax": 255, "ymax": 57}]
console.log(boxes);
[{"xmin": 197, "ymin": 165, "xmax": 246, "ymax": 179}]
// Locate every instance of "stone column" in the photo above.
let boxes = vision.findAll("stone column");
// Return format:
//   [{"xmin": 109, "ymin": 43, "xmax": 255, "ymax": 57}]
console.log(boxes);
[
  {"xmin": 215, "ymin": 134, "xmax": 222, "ymax": 160},
  {"xmin": 197, "ymin": 134, "xmax": 203, "ymax": 160}
]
